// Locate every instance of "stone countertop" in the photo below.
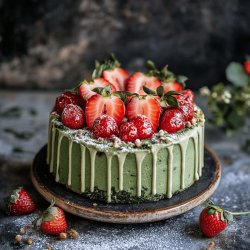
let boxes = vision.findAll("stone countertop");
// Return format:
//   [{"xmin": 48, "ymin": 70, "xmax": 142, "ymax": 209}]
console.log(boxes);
[{"xmin": 0, "ymin": 91, "xmax": 249, "ymax": 250}]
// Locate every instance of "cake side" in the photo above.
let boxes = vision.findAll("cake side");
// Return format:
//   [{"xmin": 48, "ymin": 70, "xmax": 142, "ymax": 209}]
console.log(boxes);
[{"xmin": 47, "ymin": 111, "xmax": 205, "ymax": 203}]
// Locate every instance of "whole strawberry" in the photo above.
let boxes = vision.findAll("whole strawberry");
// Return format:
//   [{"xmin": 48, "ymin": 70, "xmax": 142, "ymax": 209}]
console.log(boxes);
[
  {"xmin": 200, "ymin": 200, "xmax": 250, "ymax": 238},
  {"xmin": 244, "ymin": 60, "xmax": 250, "ymax": 75},
  {"xmin": 131, "ymin": 115, "xmax": 154, "ymax": 140},
  {"xmin": 119, "ymin": 122, "xmax": 138, "ymax": 143},
  {"xmin": 61, "ymin": 104, "xmax": 85, "ymax": 129},
  {"xmin": 160, "ymin": 108, "xmax": 185, "ymax": 133},
  {"xmin": 36, "ymin": 202, "xmax": 67, "ymax": 235},
  {"xmin": 7, "ymin": 187, "xmax": 36, "ymax": 215},
  {"xmin": 92, "ymin": 114, "xmax": 118, "ymax": 139}
]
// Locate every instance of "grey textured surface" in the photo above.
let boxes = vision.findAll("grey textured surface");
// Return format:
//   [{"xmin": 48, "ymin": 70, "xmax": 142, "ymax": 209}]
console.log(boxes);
[
  {"xmin": 0, "ymin": 91, "xmax": 250, "ymax": 250},
  {"xmin": 1, "ymin": 0, "xmax": 250, "ymax": 89}
]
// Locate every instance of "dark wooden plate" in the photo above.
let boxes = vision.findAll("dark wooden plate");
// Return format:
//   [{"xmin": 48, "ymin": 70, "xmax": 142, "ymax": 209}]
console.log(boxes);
[{"xmin": 31, "ymin": 145, "xmax": 221, "ymax": 224}]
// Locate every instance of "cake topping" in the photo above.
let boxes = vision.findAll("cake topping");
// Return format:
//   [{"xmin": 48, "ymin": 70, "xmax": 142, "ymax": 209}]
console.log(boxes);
[
  {"xmin": 126, "ymin": 95, "xmax": 161, "ymax": 132},
  {"xmin": 85, "ymin": 86, "xmax": 125, "ymax": 128},
  {"xmin": 119, "ymin": 122, "xmax": 138, "ymax": 143},
  {"xmin": 61, "ymin": 104, "xmax": 85, "ymax": 129},
  {"xmin": 131, "ymin": 115, "xmax": 154, "ymax": 140},
  {"xmin": 92, "ymin": 114, "xmax": 118, "ymax": 139},
  {"xmin": 160, "ymin": 108, "xmax": 185, "ymax": 133}
]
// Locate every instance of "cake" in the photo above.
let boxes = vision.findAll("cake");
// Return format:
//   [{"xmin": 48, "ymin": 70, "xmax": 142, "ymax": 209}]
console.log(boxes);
[{"xmin": 46, "ymin": 55, "xmax": 205, "ymax": 203}]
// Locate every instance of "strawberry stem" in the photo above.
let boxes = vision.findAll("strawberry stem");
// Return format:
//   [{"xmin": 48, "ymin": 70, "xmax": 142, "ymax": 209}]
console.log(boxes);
[{"xmin": 226, "ymin": 210, "xmax": 250, "ymax": 216}]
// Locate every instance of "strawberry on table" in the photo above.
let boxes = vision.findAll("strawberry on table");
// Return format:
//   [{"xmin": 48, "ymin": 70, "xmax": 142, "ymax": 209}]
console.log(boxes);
[
  {"xmin": 85, "ymin": 86, "xmax": 125, "ymax": 128},
  {"xmin": 131, "ymin": 115, "xmax": 154, "ymax": 140},
  {"xmin": 36, "ymin": 202, "xmax": 67, "ymax": 235},
  {"xmin": 79, "ymin": 78, "xmax": 116, "ymax": 100},
  {"xmin": 200, "ymin": 200, "xmax": 250, "ymax": 238},
  {"xmin": 126, "ymin": 95, "xmax": 161, "ymax": 132},
  {"xmin": 92, "ymin": 114, "xmax": 119, "ymax": 139},
  {"xmin": 61, "ymin": 104, "xmax": 85, "ymax": 129},
  {"xmin": 92, "ymin": 54, "xmax": 129, "ymax": 91},
  {"xmin": 160, "ymin": 108, "xmax": 185, "ymax": 133},
  {"xmin": 119, "ymin": 122, "xmax": 138, "ymax": 143},
  {"xmin": 7, "ymin": 187, "xmax": 36, "ymax": 215}
]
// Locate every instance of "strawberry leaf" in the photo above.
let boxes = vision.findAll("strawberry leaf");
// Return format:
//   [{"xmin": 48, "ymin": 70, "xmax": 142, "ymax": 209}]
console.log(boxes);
[
  {"xmin": 114, "ymin": 91, "xmax": 135, "ymax": 104},
  {"xmin": 223, "ymin": 211, "xmax": 234, "ymax": 222},
  {"xmin": 164, "ymin": 90, "xmax": 182, "ymax": 98},
  {"xmin": 156, "ymin": 86, "xmax": 164, "ymax": 97},
  {"xmin": 143, "ymin": 86, "xmax": 157, "ymax": 95},
  {"xmin": 207, "ymin": 207, "xmax": 216, "ymax": 215},
  {"xmin": 176, "ymin": 75, "xmax": 188, "ymax": 88},
  {"xmin": 165, "ymin": 95, "xmax": 179, "ymax": 107}
]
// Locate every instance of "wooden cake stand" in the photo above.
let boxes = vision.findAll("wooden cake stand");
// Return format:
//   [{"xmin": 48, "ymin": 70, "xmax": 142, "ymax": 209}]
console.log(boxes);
[{"xmin": 31, "ymin": 145, "xmax": 221, "ymax": 224}]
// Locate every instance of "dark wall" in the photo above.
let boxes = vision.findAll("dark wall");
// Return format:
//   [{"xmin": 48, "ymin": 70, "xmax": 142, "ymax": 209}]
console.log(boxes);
[{"xmin": 0, "ymin": 0, "xmax": 250, "ymax": 90}]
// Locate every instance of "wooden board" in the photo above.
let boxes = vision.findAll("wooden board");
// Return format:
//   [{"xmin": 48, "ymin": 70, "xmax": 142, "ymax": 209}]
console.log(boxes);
[{"xmin": 31, "ymin": 145, "xmax": 221, "ymax": 224}]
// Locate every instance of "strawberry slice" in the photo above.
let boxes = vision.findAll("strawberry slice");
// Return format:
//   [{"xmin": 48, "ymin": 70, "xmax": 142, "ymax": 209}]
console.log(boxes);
[
  {"xmin": 79, "ymin": 78, "xmax": 116, "ymax": 100},
  {"xmin": 162, "ymin": 81, "xmax": 183, "ymax": 94},
  {"xmin": 126, "ymin": 72, "xmax": 161, "ymax": 95},
  {"xmin": 85, "ymin": 94, "xmax": 125, "ymax": 128},
  {"xmin": 102, "ymin": 68, "xmax": 129, "ymax": 91},
  {"xmin": 126, "ymin": 95, "xmax": 161, "ymax": 131}
]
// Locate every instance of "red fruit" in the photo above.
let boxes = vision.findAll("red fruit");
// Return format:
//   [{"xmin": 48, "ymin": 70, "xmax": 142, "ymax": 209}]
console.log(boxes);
[
  {"xmin": 102, "ymin": 68, "xmax": 129, "ymax": 91},
  {"xmin": 180, "ymin": 89, "xmax": 194, "ymax": 104},
  {"xmin": 37, "ymin": 203, "xmax": 67, "ymax": 235},
  {"xmin": 200, "ymin": 208, "xmax": 227, "ymax": 238},
  {"xmin": 79, "ymin": 78, "xmax": 116, "ymax": 100},
  {"xmin": 119, "ymin": 122, "xmax": 138, "ymax": 143},
  {"xmin": 162, "ymin": 81, "xmax": 182, "ymax": 94},
  {"xmin": 61, "ymin": 104, "xmax": 85, "ymax": 129},
  {"xmin": 244, "ymin": 60, "xmax": 250, "ymax": 75},
  {"xmin": 92, "ymin": 114, "xmax": 118, "ymax": 139},
  {"xmin": 177, "ymin": 98, "xmax": 194, "ymax": 122},
  {"xmin": 8, "ymin": 187, "xmax": 36, "ymax": 215},
  {"xmin": 131, "ymin": 115, "xmax": 154, "ymax": 140},
  {"xmin": 55, "ymin": 91, "xmax": 84, "ymax": 114},
  {"xmin": 126, "ymin": 95, "xmax": 161, "ymax": 131},
  {"xmin": 126, "ymin": 72, "xmax": 161, "ymax": 95},
  {"xmin": 160, "ymin": 108, "xmax": 185, "ymax": 133},
  {"xmin": 85, "ymin": 94, "xmax": 125, "ymax": 128}
]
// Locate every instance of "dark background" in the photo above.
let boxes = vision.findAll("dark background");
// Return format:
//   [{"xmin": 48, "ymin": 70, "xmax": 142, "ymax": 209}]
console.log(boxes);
[{"xmin": 0, "ymin": 0, "xmax": 250, "ymax": 90}]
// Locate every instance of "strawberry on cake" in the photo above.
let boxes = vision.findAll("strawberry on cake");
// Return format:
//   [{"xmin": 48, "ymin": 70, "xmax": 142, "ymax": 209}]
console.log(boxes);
[{"xmin": 47, "ymin": 55, "xmax": 205, "ymax": 203}]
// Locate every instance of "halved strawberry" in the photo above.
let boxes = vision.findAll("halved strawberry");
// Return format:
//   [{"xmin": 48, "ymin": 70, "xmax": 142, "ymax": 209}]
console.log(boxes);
[
  {"xmin": 102, "ymin": 68, "xmax": 129, "ymax": 91},
  {"xmin": 162, "ymin": 81, "xmax": 183, "ymax": 94},
  {"xmin": 79, "ymin": 78, "xmax": 116, "ymax": 100},
  {"xmin": 126, "ymin": 72, "xmax": 161, "ymax": 95},
  {"xmin": 126, "ymin": 95, "xmax": 161, "ymax": 131},
  {"xmin": 85, "ymin": 94, "xmax": 125, "ymax": 128}
]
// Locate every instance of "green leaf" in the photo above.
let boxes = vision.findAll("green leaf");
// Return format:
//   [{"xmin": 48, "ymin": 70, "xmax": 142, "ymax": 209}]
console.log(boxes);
[
  {"xmin": 207, "ymin": 208, "xmax": 216, "ymax": 215},
  {"xmin": 223, "ymin": 211, "xmax": 234, "ymax": 222},
  {"xmin": 226, "ymin": 110, "xmax": 245, "ymax": 129},
  {"xmin": 146, "ymin": 60, "xmax": 156, "ymax": 71},
  {"xmin": 164, "ymin": 90, "xmax": 181, "ymax": 97},
  {"xmin": 166, "ymin": 95, "xmax": 179, "ymax": 107},
  {"xmin": 226, "ymin": 62, "xmax": 249, "ymax": 87},
  {"xmin": 176, "ymin": 75, "xmax": 188, "ymax": 87},
  {"xmin": 143, "ymin": 86, "xmax": 157, "ymax": 95},
  {"xmin": 156, "ymin": 86, "xmax": 164, "ymax": 97}
]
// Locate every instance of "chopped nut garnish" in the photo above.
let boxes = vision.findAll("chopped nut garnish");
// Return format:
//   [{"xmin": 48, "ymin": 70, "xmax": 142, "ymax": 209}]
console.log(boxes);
[
  {"xmin": 15, "ymin": 235, "xmax": 22, "ymax": 243},
  {"xmin": 59, "ymin": 232, "xmax": 67, "ymax": 240}
]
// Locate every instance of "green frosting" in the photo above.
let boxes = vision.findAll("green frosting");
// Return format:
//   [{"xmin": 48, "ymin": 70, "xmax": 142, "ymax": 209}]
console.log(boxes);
[{"xmin": 47, "ymin": 111, "xmax": 205, "ymax": 203}]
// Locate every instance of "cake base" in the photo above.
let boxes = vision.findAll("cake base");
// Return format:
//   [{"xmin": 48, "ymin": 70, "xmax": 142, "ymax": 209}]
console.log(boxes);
[{"xmin": 31, "ymin": 145, "xmax": 220, "ymax": 224}]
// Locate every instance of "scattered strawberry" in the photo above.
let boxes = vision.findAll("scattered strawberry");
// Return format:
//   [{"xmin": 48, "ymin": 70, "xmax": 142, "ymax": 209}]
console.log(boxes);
[
  {"xmin": 79, "ymin": 78, "xmax": 116, "ymax": 100},
  {"xmin": 85, "ymin": 89, "xmax": 125, "ymax": 128},
  {"xmin": 103, "ymin": 68, "xmax": 129, "ymax": 91},
  {"xmin": 7, "ymin": 187, "xmax": 36, "ymax": 215},
  {"xmin": 126, "ymin": 95, "xmax": 161, "ymax": 131},
  {"xmin": 131, "ymin": 115, "xmax": 154, "ymax": 140},
  {"xmin": 119, "ymin": 122, "xmax": 138, "ymax": 143},
  {"xmin": 200, "ymin": 201, "xmax": 250, "ymax": 238},
  {"xmin": 162, "ymin": 81, "xmax": 183, "ymax": 94},
  {"xmin": 61, "ymin": 104, "xmax": 85, "ymax": 129},
  {"xmin": 126, "ymin": 72, "xmax": 161, "ymax": 95},
  {"xmin": 92, "ymin": 114, "xmax": 118, "ymax": 139},
  {"xmin": 36, "ymin": 202, "xmax": 67, "ymax": 235},
  {"xmin": 55, "ymin": 91, "xmax": 84, "ymax": 114},
  {"xmin": 244, "ymin": 60, "xmax": 250, "ymax": 75},
  {"xmin": 160, "ymin": 108, "xmax": 185, "ymax": 133}
]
